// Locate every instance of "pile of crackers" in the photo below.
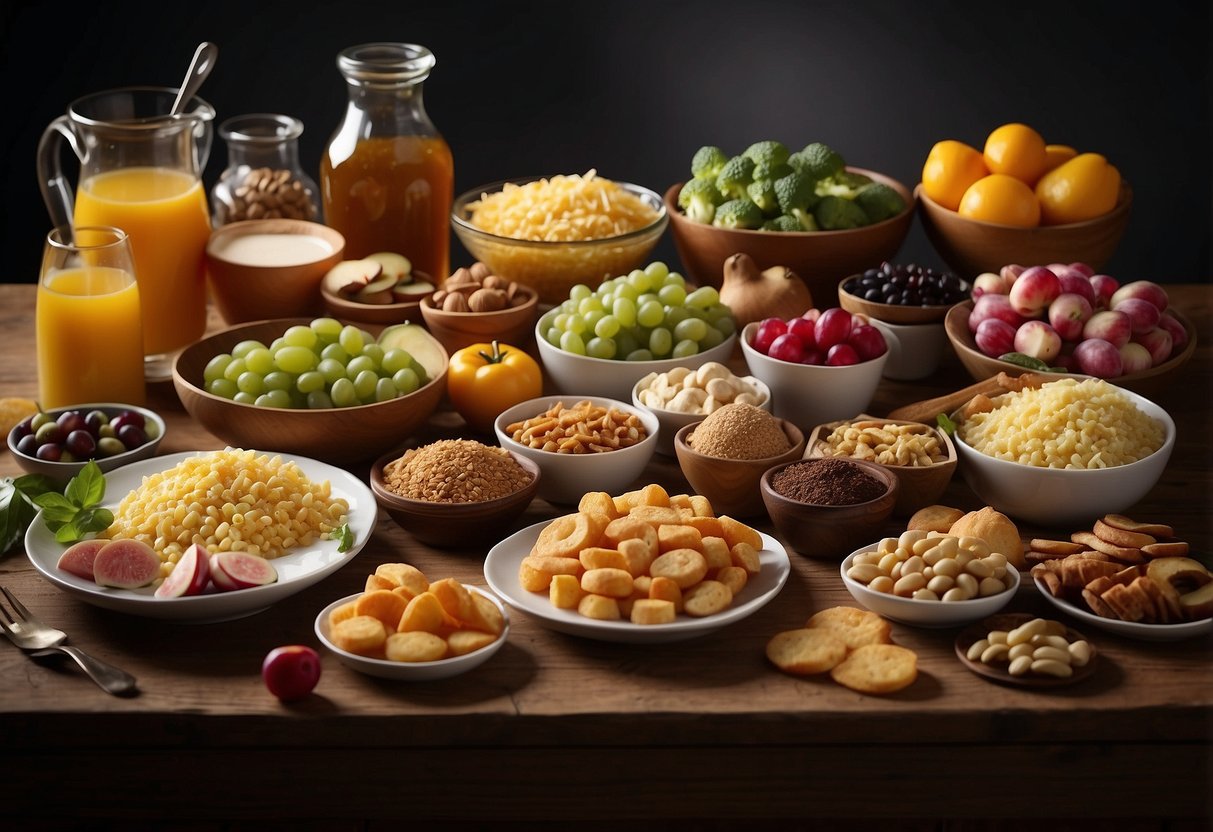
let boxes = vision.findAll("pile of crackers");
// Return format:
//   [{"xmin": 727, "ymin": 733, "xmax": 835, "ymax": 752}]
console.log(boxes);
[{"xmin": 765, "ymin": 606, "xmax": 918, "ymax": 694}]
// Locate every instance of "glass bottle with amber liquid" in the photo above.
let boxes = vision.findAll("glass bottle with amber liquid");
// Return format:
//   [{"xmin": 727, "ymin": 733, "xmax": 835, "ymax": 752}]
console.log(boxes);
[{"xmin": 321, "ymin": 43, "xmax": 454, "ymax": 280}]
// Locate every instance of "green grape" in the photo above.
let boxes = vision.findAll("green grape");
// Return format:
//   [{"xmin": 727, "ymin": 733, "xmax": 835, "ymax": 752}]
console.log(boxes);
[
  {"xmin": 564, "ymin": 315, "xmax": 587, "ymax": 335},
  {"xmin": 352, "ymin": 369, "xmax": 378, "ymax": 400},
  {"xmin": 685, "ymin": 286, "xmax": 720, "ymax": 309},
  {"xmin": 612, "ymin": 297, "xmax": 637, "ymax": 327},
  {"xmin": 317, "ymin": 358, "xmax": 346, "ymax": 384},
  {"xmin": 330, "ymin": 378, "xmax": 358, "ymax": 407},
  {"xmin": 626, "ymin": 348, "xmax": 654, "ymax": 361},
  {"xmin": 649, "ymin": 327, "xmax": 672, "ymax": 357},
  {"xmin": 222, "ymin": 358, "xmax": 248, "ymax": 382},
  {"xmin": 569, "ymin": 284, "xmax": 592, "ymax": 302},
  {"xmin": 577, "ymin": 296, "xmax": 604, "ymax": 315},
  {"xmin": 613, "ymin": 282, "xmax": 639, "ymax": 303},
  {"xmin": 674, "ymin": 317, "xmax": 709, "ymax": 342},
  {"xmin": 672, "ymin": 338, "xmax": 699, "ymax": 358},
  {"xmin": 392, "ymin": 368, "xmax": 420, "ymax": 395},
  {"xmin": 582, "ymin": 309, "xmax": 606, "ymax": 331},
  {"xmin": 664, "ymin": 305, "xmax": 689, "ymax": 327},
  {"xmin": 658, "ymin": 283, "xmax": 686, "ymax": 306},
  {"xmin": 545, "ymin": 327, "xmax": 562, "ymax": 346},
  {"xmin": 203, "ymin": 354, "xmax": 233, "ymax": 383},
  {"xmin": 244, "ymin": 347, "xmax": 274, "ymax": 375},
  {"xmin": 703, "ymin": 303, "xmax": 732, "ymax": 323},
  {"xmin": 553, "ymin": 313, "xmax": 572, "ymax": 332},
  {"xmin": 269, "ymin": 338, "xmax": 286, "ymax": 353},
  {"xmin": 637, "ymin": 300, "xmax": 665, "ymax": 328},
  {"xmin": 263, "ymin": 371, "xmax": 293, "ymax": 391},
  {"xmin": 559, "ymin": 331, "xmax": 586, "ymax": 355},
  {"xmin": 256, "ymin": 390, "xmax": 292, "ymax": 409},
  {"xmin": 338, "ymin": 325, "xmax": 365, "ymax": 355},
  {"xmin": 207, "ymin": 378, "xmax": 238, "ymax": 399},
  {"xmin": 538, "ymin": 310, "xmax": 559, "ymax": 332},
  {"xmin": 320, "ymin": 343, "xmax": 350, "ymax": 363},
  {"xmin": 232, "ymin": 391, "xmax": 256, "ymax": 405},
  {"xmin": 361, "ymin": 343, "xmax": 385, "ymax": 366},
  {"xmin": 310, "ymin": 317, "xmax": 343, "ymax": 341},
  {"xmin": 615, "ymin": 330, "xmax": 640, "ymax": 359},
  {"xmin": 375, "ymin": 377, "xmax": 398, "ymax": 403},
  {"xmin": 626, "ymin": 269, "xmax": 652, "ymax": 293},
  {"xmin": 663, "ymin": 271, "xmax": 686, "ymax": 289},
  {"xmin": 231, "ymin": 339, "xmax": 265, "ymax": 359},
  {"xmin": 594, "ymin": 314, "xmax": 621, "ymax": 339},
  {"xmin": 296, "ymin": 371, "xmax": 325, "ymax": 394},
  {"xmin": 700, "ymin": 326, "xmax": 725, "ymax": 349},
  {"xmin": 273, "ymin": 345, "xmax": 317, "ymax": 374},
  {"xmin": 560, "ymin": 299, "xmax": 577, "ymax": 314},
  {"xmin": 597, "ymin": 290, "xmax": 615, "ymax": 309},
  {"xmin": 637, "ymin": 292, "xmax": 660, "ymax": 307},
  {"xmin": 586, "ymin": 337, "xmax": 617, "ymax": 359},
  {"xmin": 306, "ymin": 390, "xmax": 334, "ymax": 409},
  {"xmin": 381, "ymin": 349, "xmax": 413, "ymax": 375},
  {"xmin": 346, "ymin": 355, "xmax": 376, "ymax": 377},
  {"xmin": 644, "ymin": 261, "xmax": 670, "ymax": 283},
  {"xmin": 714, "ymin": 316, "xmax": 737, "ymax": 338},
  {"xmin": 283, "ymin": 325, "xmax": 318, "ymax": 349},
  {"xmin": 236, "ymin": 371, "xmax": 265, "ymax": 395}
]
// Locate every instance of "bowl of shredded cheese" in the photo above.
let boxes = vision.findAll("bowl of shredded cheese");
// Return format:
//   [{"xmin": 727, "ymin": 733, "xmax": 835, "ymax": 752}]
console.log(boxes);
[{"xmin": 452, "ymin": 172, "xmax": 667, "ymax": 304}]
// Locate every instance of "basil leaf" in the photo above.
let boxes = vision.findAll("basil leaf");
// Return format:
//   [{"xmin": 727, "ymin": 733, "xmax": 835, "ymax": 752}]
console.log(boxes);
[
  {"xmin": 998, "ymin": 352, "xmax": 1052, "ymax": 372},
  {"xmin": 936, "ymin": 412, "xmax": 958, "ymax": 436},
  {"xmin": 14, "ymin": 473, "xmax": 55, "ymax": 500},
  {"xmin": 54, "ymin": 522, "xmax": 82, "ymax": 545},
  {"xmin": 33, "ymin": 493, "xmax": 79, "ymax": 524},
  {"xmin": 65, "ymin": 460, "xmax": 106, "ymax": 509},
  {"xmin": 75, "ymin": 507, "xmax": 114, "ymax": 536},
  {"xmin": 334, "ymin": 523, "xmax": 354, "ymax": 553},
  {"xmin": 0, "ymin": 479, "xmax": 22, "ymax": 553}
]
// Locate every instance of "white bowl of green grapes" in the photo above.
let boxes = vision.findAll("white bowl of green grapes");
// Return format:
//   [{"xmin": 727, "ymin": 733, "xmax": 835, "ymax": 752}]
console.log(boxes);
[
  {"xmin": 534, "ymin": 262, "xmax": 738, "ymax": 401},
  {"xmin": 172, "ymin": 317, "xmax": 449, "ymax": 462}
]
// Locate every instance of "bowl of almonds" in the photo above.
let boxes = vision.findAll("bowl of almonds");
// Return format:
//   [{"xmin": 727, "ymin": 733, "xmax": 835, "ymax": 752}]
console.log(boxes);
[{"xmin": 420, "ymin": 262, "xmax": 540, "ymax": 353}]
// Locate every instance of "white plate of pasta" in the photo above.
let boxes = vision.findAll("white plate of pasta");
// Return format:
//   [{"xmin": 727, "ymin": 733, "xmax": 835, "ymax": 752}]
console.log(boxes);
[{"xmin": 24, "ymin": 450, "xmax": 374, "ymax": 623}]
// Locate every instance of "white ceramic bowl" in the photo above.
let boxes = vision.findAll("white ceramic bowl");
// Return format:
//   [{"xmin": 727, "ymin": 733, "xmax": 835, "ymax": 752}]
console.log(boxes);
[
  {"xmin": 952, "ymin": 386, "xmax": 1175, "ymax": 527},
  {"xmin": 739, "ymin": 322, "xmax": 888, "ymax": 430},
  {"xmin": 7, "ymin": 403, "xmax": 167, "ymax": 485},
  {"xmin": 535, "ymin": 324, "xmax": 737, "ymax": 401},
  {"xmin": 868, "ymin": 319, "xmax": 948, "ymax": 381},
  {"xmin": 840, "ymin": 547, "xmax": 1020, "ymax": 628},
  {"xmin": 314, "ymin": 588, "xmax": 509, "ymax": 680},
  {"xmin": 631, "ymin": 374, "xmax": 771, "ymax": 457},
  {"xmin": 494, "ymin": 395, "xmax": 659, "ymax": 504}
]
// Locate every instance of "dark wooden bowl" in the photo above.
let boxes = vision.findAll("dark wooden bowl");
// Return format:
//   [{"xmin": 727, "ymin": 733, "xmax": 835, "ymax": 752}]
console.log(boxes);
[
  {"xmin": 172, "ymin": 318, "xmax": 447, "ymax": 463},
  {"xmin": 760, "ymin": 458, "xmax": 898, "ymax": 559},
  {"xmin": 664, "ymin": 167, "xmax": 914, "ymax": 299},
  {"xmin": 321, "ymin": 286, "xmax": 423, "ymax": 331},
  {"xmin": 369, "ymin": 448, "xmax": 541, "ymax": 548},
  {"xmin": 419, "ymin": 287, "xmax": 539, "ymax": 354},
  {"xmin": 673, "ymin": 420, "xmax": 805, "ymax": 518}
]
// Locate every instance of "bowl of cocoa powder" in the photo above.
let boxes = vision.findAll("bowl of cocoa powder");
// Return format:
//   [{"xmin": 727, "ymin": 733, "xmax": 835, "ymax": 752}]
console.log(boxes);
[{"xmin": 760, "ymin": 457, "xmax": 899, "ymax": 559}]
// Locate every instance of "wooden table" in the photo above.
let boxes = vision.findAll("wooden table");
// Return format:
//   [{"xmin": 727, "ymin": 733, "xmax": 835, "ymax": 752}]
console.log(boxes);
[{"xmin": 1, "ymin": 284, "xmax": 1210, "ymax": 829}]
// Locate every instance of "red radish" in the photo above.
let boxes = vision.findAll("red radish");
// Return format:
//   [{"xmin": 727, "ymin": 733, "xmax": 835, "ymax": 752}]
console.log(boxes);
[
  {"xmin": 262, "ymin": 646, "xmax": 322, "ymax": 701},
  {"xmin": 93, "ymin": 540, "xmax": 161, "ymax": 589},
  {"xmin": 210, "ymin": 551, "xmax": 278, "ymax": 591},
  {"xmin": 57, "ymin": 539, "xmax": 108, "ymax": 581},
  {"xmin": 155, "ymin": 543, "xmax": 212, "ymax": 599}
]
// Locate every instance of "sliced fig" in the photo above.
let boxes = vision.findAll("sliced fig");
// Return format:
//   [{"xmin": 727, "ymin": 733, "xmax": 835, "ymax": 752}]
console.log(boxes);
[
  {"xmin": 57, "ymin": 539, "xmax": 108, "ymax": 581},
  {"xmin": 93, "ymin": 540, "xmax": 161, "ymax": 590},
  {"xmin": 211, "ymin": 550, "xmax": 278, "ymax": 591},
  {"xmin": 155, "ymin": 543, "xmax": 212, "ymax": 599},
  {"xmin": 322, "ymin": 259, "xmax": 382, "ymax": 296}
]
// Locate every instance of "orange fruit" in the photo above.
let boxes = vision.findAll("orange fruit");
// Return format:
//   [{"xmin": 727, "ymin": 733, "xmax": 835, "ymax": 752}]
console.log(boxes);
[
  {"xmin": 921, "ymin": 140, "xmax": 988, "ymax": 211},
  {"xmin": 957, "ymin": 174, "xmax": 1041, "ymax": 227},
  {"xmin": 1043, "ymin": 144, "xmax": 1078, "ymax": 173},
  {"xmin": 983, "ymin": 123, "xmax": 1049, "ymax": 184},
  {"xmin": 1035, "ymin": 153, "xmax": 1121, "ymax": 225}
]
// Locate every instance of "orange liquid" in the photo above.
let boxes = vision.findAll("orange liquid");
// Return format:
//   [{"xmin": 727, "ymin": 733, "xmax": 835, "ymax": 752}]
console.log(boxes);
[
  {"xmin": 73, "ymin": 168, "xmax": 211, "ymax": 356},
  {"xmin": 321, "ymin": 135, "xmax": 453, "ymax": 279},
  {"xmin": 37, "ymin": 267, "xmax": 145, "ymax": 408}
]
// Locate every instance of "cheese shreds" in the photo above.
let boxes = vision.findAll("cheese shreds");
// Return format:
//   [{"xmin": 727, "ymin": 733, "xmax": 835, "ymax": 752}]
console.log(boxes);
[{"xmin": 469, "ymin": 171, "xmax": 658, "ymax": 242}]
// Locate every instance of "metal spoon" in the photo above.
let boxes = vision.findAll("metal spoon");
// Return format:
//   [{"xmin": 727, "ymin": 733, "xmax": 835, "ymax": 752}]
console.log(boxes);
[{"xmin": 170, "ymin": 41, "xmax": 219, "ymax": 115}]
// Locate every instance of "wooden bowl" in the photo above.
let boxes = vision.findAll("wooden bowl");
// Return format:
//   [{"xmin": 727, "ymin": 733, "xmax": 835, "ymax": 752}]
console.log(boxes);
[
  {"xmin": 916, "ymin": 183, "xmax": 1132, "ymax": 280},
  {"xmin": 837, "ymin": 274, "xmax": 968, "ymax": 325},
  {"xmin": 760, "ymin": 458, "xmax": 899, "ymax": 560},
  {"xmin": 321, "ymin": 286, "xmax": 423, "ymax": 331},
  {"xmin": 944, "ymin": 301, "xmax": 1197, "ymax": 397},
  {"xmin": 172, "ymin": 318, "xmax": 447, "ymax": 463},
  {"xmin": 369, "ymin": 448, "xmax": 540, "ymax": 548},
  {"xmin": 419, "ymin": 287, "xmax": 539, "ymax": 354},
  {"xmin": 804, "ymin": 418, "xmax": 957, "ymax": 517},
  {"xmin": 673, "ymin": 420, "xmax": 805, "ymax": 518},
  {"xmin": 664, "ymin": 167, "xmax": 914, "ymax": 298}
]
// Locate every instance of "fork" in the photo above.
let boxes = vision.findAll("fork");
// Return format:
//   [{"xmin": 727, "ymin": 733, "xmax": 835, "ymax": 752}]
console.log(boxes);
[{"xmin": 0, "ymin": 586, "xmax": 138, "ymax": 696}]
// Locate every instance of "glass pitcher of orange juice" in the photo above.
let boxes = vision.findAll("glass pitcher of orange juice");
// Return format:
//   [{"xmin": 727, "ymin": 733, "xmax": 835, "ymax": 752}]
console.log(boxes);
[{"xmin": 37, "ymin": 87, "xmax": 214, "ymax": 380}]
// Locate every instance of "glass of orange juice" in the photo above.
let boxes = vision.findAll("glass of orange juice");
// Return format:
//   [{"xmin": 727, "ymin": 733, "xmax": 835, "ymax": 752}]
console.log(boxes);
[{"xmin": 37, "ymin": 226, "xmax": 145, "ymax": 408}]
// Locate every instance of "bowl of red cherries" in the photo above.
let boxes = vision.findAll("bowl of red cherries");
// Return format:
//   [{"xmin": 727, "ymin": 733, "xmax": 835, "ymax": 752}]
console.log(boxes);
[
  {"xmin": 740, "ymin": 308, "xmax": 888, "ymax": 430},
  {"xmin": 7, "ymin": 403, "xmax": 165, "ymax": 483}
]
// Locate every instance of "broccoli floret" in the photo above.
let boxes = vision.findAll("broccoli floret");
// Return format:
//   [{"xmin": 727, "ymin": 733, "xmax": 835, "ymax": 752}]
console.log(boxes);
[
  {"xmin": 854, "ymin": 182, "xmax": 907, "ymax": 223},
  {"xmin": 743, "ymin": 141, "xmax": 790, "ymax": 171},
  {"xmin": 753, "ymin": 160, "xmax": 793, "ymax": 182},
  {"xmin": 815, "ymin": 196, "xmax": 870, "ymax": 230},
  {"xmin": 677, "ymin": 178, "xmax": 725, "ymax": 224},
  {"xmin": 761, "ymin": 215, "xmax": 808, "ymax": 232},
  {"xmin": 712, "ymin": 199, "xmax": 763, "ymax": 230},
  {"xmin": 747, "ymin": 179, "xmax": 781, "ymax": 216},
  {"xmin": 773, "ymin": 171, "xmax": 821, "ymax": 231},
  {"xmin": 815, "ymin": 170, "xmax": 874, "ymax": 200},
  {"xmin": 691, "ymin": 146, "xmax": 729, "ymax": 182},
  {"xmin": 714, "ymin": 156, "xmax": 756, "ymax": 201},
  {"xmin": 789, "ymin": 142, "xmax": 846, "ymax": 182}
]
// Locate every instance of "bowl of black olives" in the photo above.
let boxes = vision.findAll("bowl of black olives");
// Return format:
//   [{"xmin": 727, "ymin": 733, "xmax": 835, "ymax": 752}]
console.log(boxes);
[{"xmin": 838, "ymin": 262, "xmax": 970, "ymax": 325}]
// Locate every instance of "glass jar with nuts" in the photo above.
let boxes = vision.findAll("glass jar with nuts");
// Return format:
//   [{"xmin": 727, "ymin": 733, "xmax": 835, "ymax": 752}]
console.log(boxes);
[
  {"xmin": 212, "ymin": 114, "xmax": 321, "ymax": 226},
  {"xmin": 431, "ymin": 262, "xmax": 536, "ymax": 314}
]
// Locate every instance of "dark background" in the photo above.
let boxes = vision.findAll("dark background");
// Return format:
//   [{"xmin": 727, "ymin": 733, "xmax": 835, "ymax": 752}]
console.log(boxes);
[{"xmin": 2, "ymin": 0, "xmax": 1210, "ymax": 284}]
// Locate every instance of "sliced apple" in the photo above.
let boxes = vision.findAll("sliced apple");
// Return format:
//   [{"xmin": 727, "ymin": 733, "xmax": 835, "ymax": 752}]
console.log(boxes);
[
  {"xmin": 378, "ymin": 323, "xmax": 448, "ymax": 382},
  {"xmin": 366, "ymin": 251, "xmax": 412, "ymax": 283},
  {"xmin": 358, "ymin": 289, "xmax": 395, "ymax": 305},
  {"xmin": 1179, "ymin": 582, "xmax": 1213, "ymax": 620},
  {"xmin": 323, "ymin": 259, "xmax": 382, "ymax": 296},
  {"xmin": 356, "ymin": 270, "xmax": 398, "ymax": 298},
  {"xmin": 392, "ymin": 279, "xmax": 435, "ymax": 302}
]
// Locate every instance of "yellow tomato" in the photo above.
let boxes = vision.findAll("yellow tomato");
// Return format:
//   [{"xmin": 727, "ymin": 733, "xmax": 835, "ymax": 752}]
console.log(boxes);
[
  {"xmin": 1035, "ymin": 153, "xmax": 1121, "ymax": 225},
  {"xmin": 958, "ymin": 174, "xmax": 1041, "ymax": 227},
  {"xmin": 983, "ymin": 123, "xmax": 1049, "ymax": 184},
  {"xmin": 921, "ymin": 140, "xmax": 989, "ymax": 211},
  {"xmin": 446, "ymin": 340, "xmax": 543, "ymax": 433},
  {"xmin": 1043, "ymin": 144, "xmax": 1078, "ymax": 173}
]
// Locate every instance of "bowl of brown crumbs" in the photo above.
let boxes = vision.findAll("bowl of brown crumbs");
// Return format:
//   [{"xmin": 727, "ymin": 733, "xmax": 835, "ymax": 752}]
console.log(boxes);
[
  {"xmin": 674, "ymin": 402, "xmax": 806, "ymax": 518},
  {"xmin": 371, "ymin": 439, "xmax": 541, "ymax": 548}
]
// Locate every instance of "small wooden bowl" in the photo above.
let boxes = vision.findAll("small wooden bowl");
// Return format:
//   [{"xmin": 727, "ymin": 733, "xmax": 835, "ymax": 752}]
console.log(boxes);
[
  {"xmin": 837, "ymin": 274, "xmax": 967, "ymax": 325},
  {"xmin": 321, "ymin": 286, "xmax": 423, "ymax": 331},
  {"xmin": 944, "ymin": 301, "xmax": 1198, "ymax": 397},
  {"xmin": 419, "ymin": 287, "xmax": 539, "ymax": 354},
  {"xmin": 673, "ymin": 420, "xmax": 805, "ymax": 518},
  {"xmin": 664, "ymin": 167, "xmax": 914, "ymax": 298},
  {"xmin": 955, "ymin": 614, "xmax": 1096, "ymax": 688},
  {"xmin": 172, "ymin": 318, "xmax": 447, "ymax": 462},
  {"xmin": 916, "ymin": 183, "xmax": 1132, "ymax": 280},
  {"xmin": 804, "ymin": 418, "xmax": 956, "ymax": 517},
  {"xmin": 760, "ymin": 458, "xmax": 898, "ymax": 559},
  {"xmin": 370, "ymin": 448, "xmax": 541, "ymax": 549}
]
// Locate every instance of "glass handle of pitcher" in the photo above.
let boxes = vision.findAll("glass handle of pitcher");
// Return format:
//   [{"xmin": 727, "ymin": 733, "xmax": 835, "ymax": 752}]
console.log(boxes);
[{"xmin": 37, "ymin": 115, "xmax": 83, "ymax": 230}]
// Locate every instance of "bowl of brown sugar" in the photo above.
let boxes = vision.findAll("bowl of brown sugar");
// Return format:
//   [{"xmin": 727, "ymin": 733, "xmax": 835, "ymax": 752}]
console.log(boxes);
[
  {"xmin": 371, "ymin": 439, "xmax": 541, "ymax": 548},
  {"xmin": 674, "ymin": 402, "xmax": 805, "ymax": 518},
  {"xmin": 760, "ymin": 457, "xmax": 899, "ymax": 559}
]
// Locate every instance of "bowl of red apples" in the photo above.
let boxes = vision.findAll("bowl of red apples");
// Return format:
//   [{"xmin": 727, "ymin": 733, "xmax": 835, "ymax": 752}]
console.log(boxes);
[
  {"xmin": 740, "ymin": 307, "xmax": 889, "ymax": 430},
  {"xmin": 945, "ymin": 263, "xmax": 1196, "ymax": 396}
]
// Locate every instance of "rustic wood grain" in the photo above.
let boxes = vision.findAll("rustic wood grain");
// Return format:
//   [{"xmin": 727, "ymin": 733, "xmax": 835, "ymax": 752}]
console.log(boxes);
[{"xmin": 1, "ymin": 284, "xmax": 1210, "ymax": 826}]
